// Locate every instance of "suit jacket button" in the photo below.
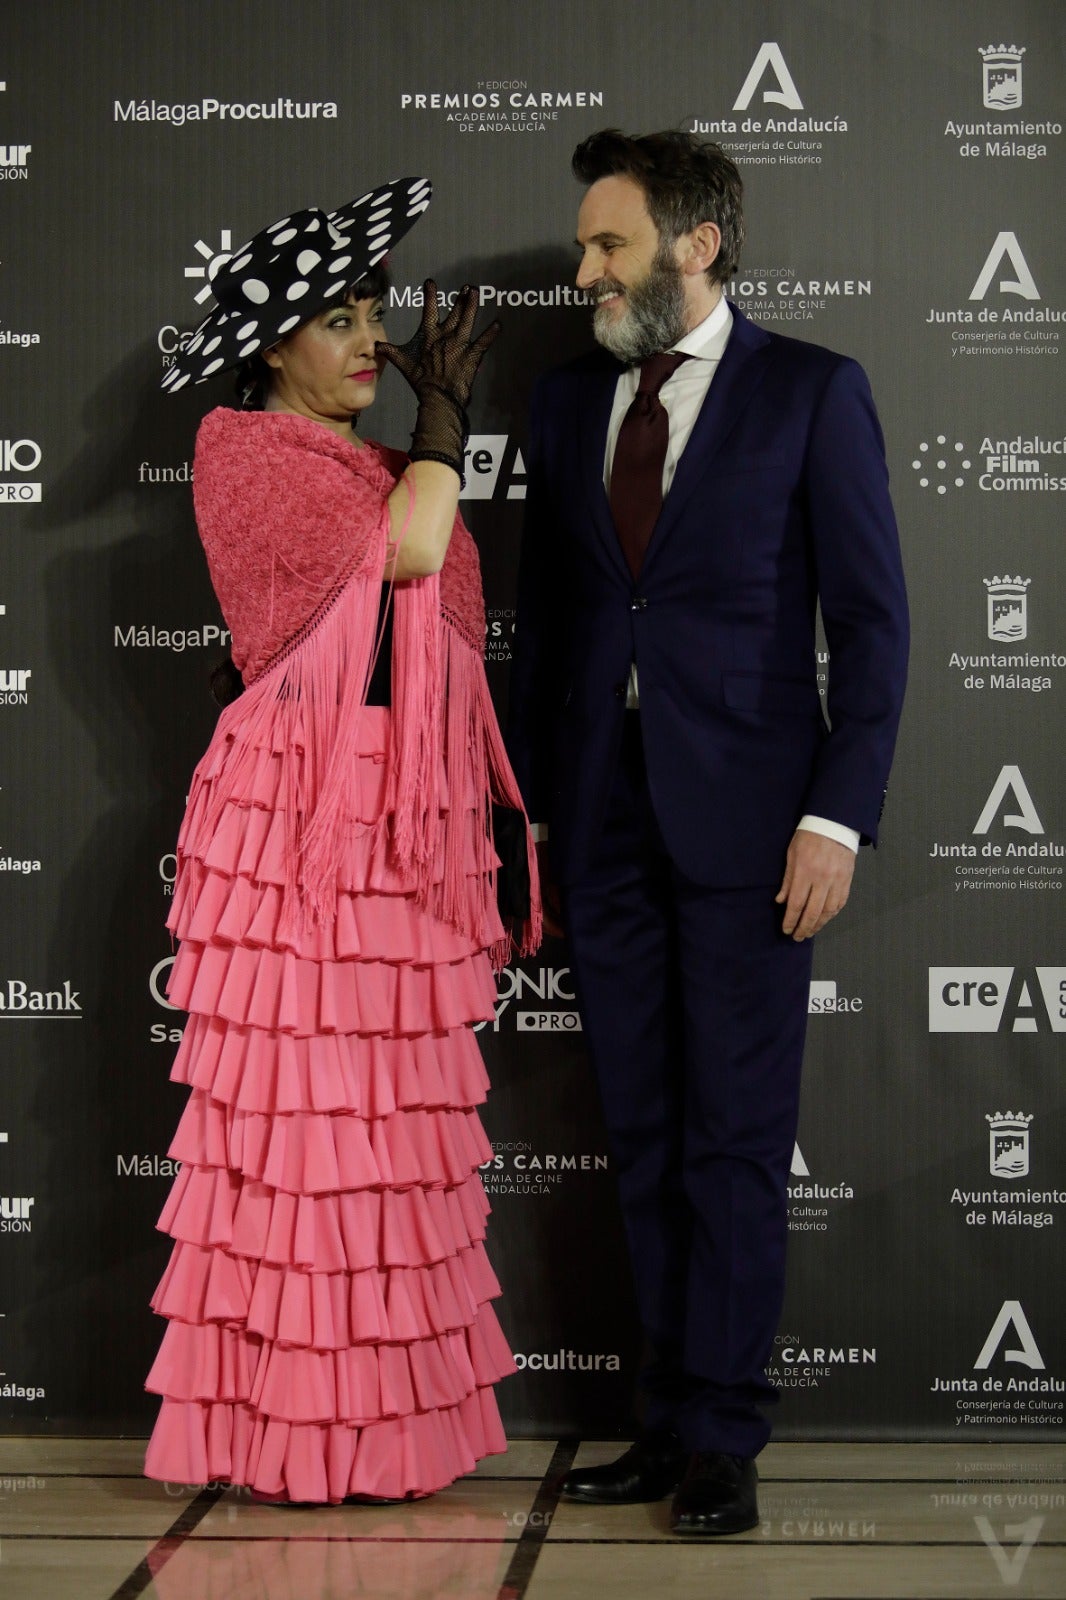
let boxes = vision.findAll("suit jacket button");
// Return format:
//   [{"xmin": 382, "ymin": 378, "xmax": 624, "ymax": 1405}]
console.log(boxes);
[
  {"xmin": 631, "ymin": 597, "xmax": 648, "ymax": 611},
  {"xmin": 614, "ymin": 683, "xmax": 626, "ymax": 699}
]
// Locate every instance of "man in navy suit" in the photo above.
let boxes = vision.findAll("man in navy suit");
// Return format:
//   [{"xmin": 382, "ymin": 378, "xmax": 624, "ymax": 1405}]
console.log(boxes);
[{"xmin": 509, "ymin": 130, "xmax": 908, "ymax": 1536}]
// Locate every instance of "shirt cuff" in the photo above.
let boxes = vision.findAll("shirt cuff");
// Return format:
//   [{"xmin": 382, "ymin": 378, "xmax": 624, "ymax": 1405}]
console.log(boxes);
[
  {"xmin": 796, "ymin": 815, "xmax": 860, "ymax": 853},
  {"xmin": 529, "ymin": 822, "xmax": 549, "ymax": 844}
]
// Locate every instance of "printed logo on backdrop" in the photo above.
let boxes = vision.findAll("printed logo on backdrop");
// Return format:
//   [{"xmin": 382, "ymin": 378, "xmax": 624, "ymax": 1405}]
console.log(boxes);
[
  {"xmin": 924, "ymin": 232, "xmax": 1062, "ymax": 360},
  {"xmin": 459, "ymin": 436, "xmax": 526, "ymax": 503},
  {"xmin": 943, "ymin": 45, "xmax": 1062, "ymax": 164},
  {"xmin": 947, "ymin": 574, "xmax": 1064, "ymax": 697},
  {"xmin": 808, "ymin": 979, "xmax": 863, "ymax": 1014},
  {"xmin": 137, "ymin": 460, "xmax": 193, "ymax": 486},
  {"xmin": 0, "ymin": 629, "xmax": 35, "ymax": 855},
  {"xmin": 116, "ymin": 1152, "xmax": 180, "ymax": 1179},
  {"xmin": 0, "ymin": 437, "xmax": 42, "ymax": 504},
  {"xmin": 971, "ymin": 233, "xmax": 1041, "ymax": 300},
  {"xmin": 951, "ymin": 1113, "xmax": 1066, "ymax": 1232},
  {"xmin": 186, "ymin": 230, "xmax": 234, "ymax": 306},
  {"xmin": 0, "ymin": 1312, "xmax": 46, "ymax": 1403},
  {"xmin": 512, "ymin": 1348, "xmax": 620, "ymax": 1372},
  {"xmin": 398, "ymin": 80, "xmax": 604, "ymax": 135},
  {"xmin": 115, "ymin": 96, "xmax": 338, "ymax": 127},
  {"xmin": 929, "ymin": 968, "xmax": 1066, "ymax": 1033},
  {"xmin": 484, "ymin": 608, "xmax": 516, "ymax": 664},
  {"xmin": 475, "ymin": 963, "xmax": 581, "ymax": 1033},
  {"xmin": 389, "ymin": 282, "xmax": 589, "ymax": 320},
  {"xmin": 150, "ymin": 956, "xmax": 178, "ymax": 1014},
  {"xmin": 149, "ymin": 948, "xmax": 185, "ymax": 1045},
  {"xmin": 912, "ymin": 430, "xmax": 1066, "ymax": 497},
  {"xmin": 114, "ymin": 620, "xmax": 231, "ymax": 654},
  {"xmin": 982, "ymin": 44, "xmax": 1025, "ymax": 110},
  {"xmin": 0, "ymin": 142, "xmax": 30, "ymax": 181},
  {"xmin": 986, "ymin": 576, "xmax": 1029, "ymax": 641},
  {"xmin": 0, "ymin": 101, "xmax": 39, "ymax": 331},
  {"xmin": 930, "ymin": 1301, "xmax": 1062, "ymax": 1431},
  {"xmin": 929, "ymin": 765, "xmax": 1063, "ymax": 896},
  {"xmin": 690, "ymin": 41, "xmax": 849, "ymax": 169},
  {"xmin": 987, "ymin": 1111, "xmax": 1032, "ymax": 1179},
  {"xmin": 0, "ymin": 1132, "xmax": 33, "ymax": 1237},
  {"xmin": 480, "ymin": 1142, "xmax": 608, "ymax": 1198},
  {"xmin": 723, "ymin": 265, "xmax": 871, "ymax": 327},
  {"xmin": 788, "ymin": 1141, "xmax": 854, "ymax": 1234},
  {"xmin": 0, "ymin": 319, "xmax": 40, "ymax": 349},
  {"xmin": 0, "ymin": 979, "xmax": 80, "ymax": 1016},
  {"xmin": 0, "ymin": 670, "xmax": 30, "ymax": 707},
  {"xmin": 0, "ymin": 1198, "xmax": 33, "ymax": 1234},
  {"xmin": 159, "ymin": 229, "xmax": 237, "ymax": 373},
  {"xmin": 0, "ymin": 597, "xmax": 31, "ymax": 714},
  {"xmin": 767, "ymin": 1331, "xmax": 876, "ymax": 1390},
  {"xmin": 733, "ymin": 42, "xmax": 805, "ymax": 111},
  {"xmin": 0, "ymin": 845, "xmax": 41, "ymax": 875}
]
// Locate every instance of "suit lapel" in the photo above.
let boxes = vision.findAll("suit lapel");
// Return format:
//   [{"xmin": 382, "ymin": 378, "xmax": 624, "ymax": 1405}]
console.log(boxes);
[{"xmin": 643, "ymin": 305, "xmax": 773, "ymax": 573}]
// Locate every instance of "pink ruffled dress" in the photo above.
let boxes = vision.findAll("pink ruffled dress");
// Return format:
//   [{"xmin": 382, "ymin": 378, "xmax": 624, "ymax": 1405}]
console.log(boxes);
[{"xmin": 143, "ymin": 409, "xmax": 538, "ymax": 1503}]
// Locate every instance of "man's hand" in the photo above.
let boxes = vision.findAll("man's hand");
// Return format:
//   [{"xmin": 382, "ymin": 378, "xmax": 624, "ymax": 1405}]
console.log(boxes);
[
  {"xmin": 536, "ymin": 840, "xmax": 565, "ymax": 939},
  {"xmin": 775, "ymin": 829, "xmax": 856, "ymax": 941}
]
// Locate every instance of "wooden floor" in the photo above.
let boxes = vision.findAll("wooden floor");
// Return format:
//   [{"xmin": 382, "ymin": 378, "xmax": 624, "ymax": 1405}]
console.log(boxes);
[{"xmin": 1, "ymin": 1437, "xmax": 1063, "ymax": 1598}]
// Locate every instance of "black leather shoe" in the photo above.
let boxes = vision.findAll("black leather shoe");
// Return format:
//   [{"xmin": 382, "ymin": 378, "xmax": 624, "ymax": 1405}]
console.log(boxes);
[
  {"xmin": 561, "ymin": 1431, "xmax": 688, "ymax": 1504},
  {"xmin": 670, "ymin": 1452, "xmax": 759, "ymax": 1535}
]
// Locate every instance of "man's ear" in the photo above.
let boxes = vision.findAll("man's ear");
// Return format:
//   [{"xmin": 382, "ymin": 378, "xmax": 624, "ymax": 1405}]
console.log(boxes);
[{"xmin": 680, "ymin": 220, "xmax": 722, "ymax": 277}]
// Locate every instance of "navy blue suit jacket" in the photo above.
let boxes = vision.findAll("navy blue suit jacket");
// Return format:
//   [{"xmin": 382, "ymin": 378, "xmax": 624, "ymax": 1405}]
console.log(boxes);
[{"xmin": 508, "ymin": 305, "xmax": 909, "ymax": 888}]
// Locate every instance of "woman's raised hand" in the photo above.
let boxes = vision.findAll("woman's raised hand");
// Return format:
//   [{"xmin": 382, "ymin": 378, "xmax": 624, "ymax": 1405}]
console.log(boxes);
[{"xmin": 379, "ymin": 281, "xmax": 500, "ymax": 478}]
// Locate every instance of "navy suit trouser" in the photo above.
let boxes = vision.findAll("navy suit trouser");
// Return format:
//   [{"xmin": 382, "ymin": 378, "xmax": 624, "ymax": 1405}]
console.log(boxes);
[{"xmin": 562, "ymin": 713, "xmax": 813, "ymax": 1458}]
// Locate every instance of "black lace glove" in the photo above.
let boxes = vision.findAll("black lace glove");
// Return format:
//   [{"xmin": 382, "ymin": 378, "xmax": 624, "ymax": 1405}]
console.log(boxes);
[{"xmin": 379, "ymin": 281, "xmax": 500, "ymax": 480}]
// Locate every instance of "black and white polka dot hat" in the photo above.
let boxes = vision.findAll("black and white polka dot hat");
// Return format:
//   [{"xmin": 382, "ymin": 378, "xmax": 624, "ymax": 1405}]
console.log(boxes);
[{"xmin": 161, "ymin": 176, "xmax": 432, "ymax": 392}]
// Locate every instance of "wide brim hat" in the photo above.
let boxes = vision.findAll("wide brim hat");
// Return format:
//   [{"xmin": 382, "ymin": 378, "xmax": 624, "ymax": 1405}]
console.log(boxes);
[{"xmin": 161, "ymin": 176, "xmax": 432, "ymax": 391}]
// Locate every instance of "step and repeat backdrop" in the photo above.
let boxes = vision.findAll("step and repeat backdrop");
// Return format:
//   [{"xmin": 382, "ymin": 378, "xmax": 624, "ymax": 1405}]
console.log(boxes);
[{"xmin": 1, "ymin": 1, "xmax": 1062, "ymax": 1441}]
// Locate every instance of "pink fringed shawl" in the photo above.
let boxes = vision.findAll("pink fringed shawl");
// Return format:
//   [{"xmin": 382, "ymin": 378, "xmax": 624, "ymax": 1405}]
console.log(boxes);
[{"xmin": 184, "ymin": 408, "xmax": 540, "ymax": 968}]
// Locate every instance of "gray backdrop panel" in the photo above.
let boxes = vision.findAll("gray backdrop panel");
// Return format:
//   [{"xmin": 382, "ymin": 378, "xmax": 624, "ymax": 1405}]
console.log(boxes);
[{"xmin": 0, "ymin": 0, "xmax": 1062, "ymax": 1441}]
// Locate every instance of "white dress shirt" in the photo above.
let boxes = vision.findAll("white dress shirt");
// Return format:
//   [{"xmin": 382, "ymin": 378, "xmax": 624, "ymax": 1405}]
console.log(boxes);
[{"xmin": 604, "ymin": 295, "xmax": 860, "ymax": 854}]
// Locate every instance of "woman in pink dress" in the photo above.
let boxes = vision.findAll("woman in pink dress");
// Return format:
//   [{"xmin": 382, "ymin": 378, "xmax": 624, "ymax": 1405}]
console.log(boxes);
[{"xmin": 143, "ymin": 179, "xmax": 539, "ymax": 1504}]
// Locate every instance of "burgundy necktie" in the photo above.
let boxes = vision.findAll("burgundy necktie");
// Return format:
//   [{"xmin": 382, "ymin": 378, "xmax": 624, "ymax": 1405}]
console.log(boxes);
[{"xmin": 609, "ymin": 351, "xmax": 689, "ymax": 579}]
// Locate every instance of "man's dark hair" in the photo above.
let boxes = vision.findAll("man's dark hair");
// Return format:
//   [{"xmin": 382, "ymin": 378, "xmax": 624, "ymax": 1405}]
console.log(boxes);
[{"xmin": 572, "ymin": 129, "xmax": 744, "ymax": 284}]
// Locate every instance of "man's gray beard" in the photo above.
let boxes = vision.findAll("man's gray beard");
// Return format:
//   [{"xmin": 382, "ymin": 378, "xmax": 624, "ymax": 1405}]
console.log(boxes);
[{"xmin": 591, "ymin": 249, "xmax": 689, "ymax": 364}]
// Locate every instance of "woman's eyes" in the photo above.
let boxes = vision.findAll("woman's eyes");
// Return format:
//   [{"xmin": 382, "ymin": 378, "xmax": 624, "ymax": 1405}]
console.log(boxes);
[{"xmin": 327, "ymin": 307, "xmax": 384, "ymax": 329}]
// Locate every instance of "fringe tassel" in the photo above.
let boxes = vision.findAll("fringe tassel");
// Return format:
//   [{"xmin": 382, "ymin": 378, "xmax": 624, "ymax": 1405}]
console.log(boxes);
[
  {"xmin": 295, "ymin": 578, "xmax": 388, "ymax": 929},
  {"xmin": 474, "ymin": 670, "xmax": 543, "ymax": 964},
  {"xmin": 177, "ymin": 504, "xmax": 539, "ymax": 962},
  {"xmin": 438, "ymin": 628, "xmax": 476, "ymax": 935},
  {"xmin": 186, "ymin": 509, "xmax": 388, "ymax": 941},
  {"xmin": 380, "ymin": 574, "xmax": 444, "ymax": 881}
]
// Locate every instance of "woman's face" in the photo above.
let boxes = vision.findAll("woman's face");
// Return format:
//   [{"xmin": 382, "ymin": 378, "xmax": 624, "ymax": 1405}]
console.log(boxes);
[{"xmin": 262, "ymin": 292, "xmax": 386, "ymax": 426}]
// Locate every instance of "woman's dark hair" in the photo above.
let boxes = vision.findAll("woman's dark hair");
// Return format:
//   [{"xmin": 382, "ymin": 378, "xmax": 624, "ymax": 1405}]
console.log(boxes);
[
  {"xmin": 210, "ymin": 656, "xmax": 245, "ymax": 707},
  {"xmin": 571, "ymin": 128, "xmax": 744, "ymax": 283},
  {"xmin": 213, "ymin": 262, "xmax": 392, "ymax": 706}
]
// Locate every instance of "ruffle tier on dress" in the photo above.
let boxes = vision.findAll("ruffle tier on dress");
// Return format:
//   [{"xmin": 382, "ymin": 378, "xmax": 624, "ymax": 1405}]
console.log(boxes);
[{"xmin": 144, "ymin": 705, "xmax": 516, "ymax": 1504}]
